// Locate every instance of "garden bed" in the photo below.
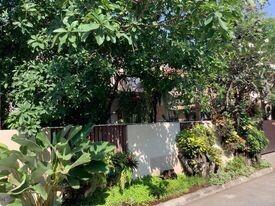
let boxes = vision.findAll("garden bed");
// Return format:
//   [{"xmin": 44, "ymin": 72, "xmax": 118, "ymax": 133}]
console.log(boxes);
[{"xmin": 80, "ymin": 158, "xmax": 271, "ymax": 206}]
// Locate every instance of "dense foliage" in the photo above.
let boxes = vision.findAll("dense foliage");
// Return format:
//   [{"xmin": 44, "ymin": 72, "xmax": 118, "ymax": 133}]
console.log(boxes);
[
  {"xmin": 0, "ymin": 126, "xmax": 115, "ymax": 205},
  {"xmin": 1, "ymin": 0, "xmax": 272, "ymax": 132},
  {"xmin": 214, "ymin": 116, "xmax": 246, "ymax": 153},
  {"xmin": 176, "ymin": 124, "xmax": 222, "ymax": 176},
  {"xmin": 265, "ymin": 18, "xmax": 275, "ymax": 63},
  {"xmin": 200, "ymin": 13, "xmax": 274, "ymax": 127},
  {"xmin": 245, "ymin": 124, "xmax": 269, "ymax": 158}
]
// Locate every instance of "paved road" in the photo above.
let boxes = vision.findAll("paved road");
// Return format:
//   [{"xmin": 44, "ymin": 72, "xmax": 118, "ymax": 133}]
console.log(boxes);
[{"xmin": 185, "ymin": 172, "xmax": 275, "ymax": 206}]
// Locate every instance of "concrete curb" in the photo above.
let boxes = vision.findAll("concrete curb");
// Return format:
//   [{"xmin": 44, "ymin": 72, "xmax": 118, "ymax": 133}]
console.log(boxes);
[{"xmin": 157, "ymin": 167, "xmax": 274, "ymax": 206}]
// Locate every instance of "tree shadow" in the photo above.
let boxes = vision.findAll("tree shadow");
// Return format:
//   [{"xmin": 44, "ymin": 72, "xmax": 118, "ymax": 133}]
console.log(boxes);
[
  {"xmin": 133, "ymin": 176, "xmax": 169, "ymax": 199},
  {"xmin": 76, "ymin": 188, "xmax": 110, "ymax": 206}
]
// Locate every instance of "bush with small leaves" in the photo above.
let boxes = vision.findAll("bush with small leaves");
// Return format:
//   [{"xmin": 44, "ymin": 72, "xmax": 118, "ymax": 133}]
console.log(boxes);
[
  {"xmin": 209, "ymin": 156, "xmax": 255, "ymax": 185},
  {"xmin": 177, "ymin": 124, "xmax": 222, "ymax": 176},
  {"xmin": 246, "ymin": 125, "xmax": 269, "ymax": 159},
  {"xmin": 214, "ymin": 117, "xmax": 246, "ymax": 153}
]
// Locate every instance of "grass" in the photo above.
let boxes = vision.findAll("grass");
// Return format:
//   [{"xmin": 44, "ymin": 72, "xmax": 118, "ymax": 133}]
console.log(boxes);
[
  {"xmin": 81, "ymin": 157, "xmax": 271, "ymax": 206},
  {"xmin": 81, "ymin": 175, "xmax": 207, "ymax": 206}
]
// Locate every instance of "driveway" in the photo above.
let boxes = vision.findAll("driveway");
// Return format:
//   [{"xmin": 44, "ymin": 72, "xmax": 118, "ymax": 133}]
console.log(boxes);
[{"xmin": 184, "ymin": 172, "xmax": 275, "ymax": 206}]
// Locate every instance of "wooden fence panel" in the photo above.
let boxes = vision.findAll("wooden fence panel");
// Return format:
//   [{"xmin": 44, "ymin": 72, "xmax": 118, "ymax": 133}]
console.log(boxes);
[
  {"xmin": 89, "ymin": 124, "xmax": 127, "ymax": 152},
  {"xmin": 48, "ymin": 124, "xmax": 128, "ymax": 152}
]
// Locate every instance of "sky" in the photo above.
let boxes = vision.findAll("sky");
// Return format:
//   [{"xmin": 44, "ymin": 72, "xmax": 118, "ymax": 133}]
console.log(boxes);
[{"xmin": 264, "ymin": 0, "xmax": 275, "ymax": 17}]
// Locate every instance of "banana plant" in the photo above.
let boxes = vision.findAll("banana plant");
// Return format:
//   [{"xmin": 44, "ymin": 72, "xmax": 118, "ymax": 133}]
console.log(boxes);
[{"xmin": 0, "ymin": 125, "xmax": 115, "ymax": 206}]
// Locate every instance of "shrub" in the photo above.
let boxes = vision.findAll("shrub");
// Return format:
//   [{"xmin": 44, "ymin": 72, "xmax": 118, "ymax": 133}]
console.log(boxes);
[
  {"xmin": 245, "ymin": 125, "xmax": 269, "ymax": 158},
  {"xmin": 214, "ymin": 117, "xmax": 246, "ymax": 153},
  {"xmin": 176, "ymin": 124, "xmax": 222, "ymax": 176},
  {"xmin": 6, "ymin": 102, "xmax": 45, "ymax": 136},
  {"xmin": 108, "ymin": 152, "xmax": 138, "ymax": 190},
  {"xmin": 253, "ymin": 160, "xmax": 271, "ymax": 170},
  {"xmin": 209, "ymin": 156, "xmax": 255, "ymax": 185},
  {"xmin": 0, "ymin": 126, "xmax": 115, "ymax": 206},
  {"xmin": 224, "ymin": 156, "xmax": 254, "ymax": 177}
]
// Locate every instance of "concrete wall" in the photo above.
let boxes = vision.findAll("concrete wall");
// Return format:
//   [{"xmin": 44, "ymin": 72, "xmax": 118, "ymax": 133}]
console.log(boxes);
[
  {"xmin": 127, "ymin": 122, "xmax": 182, "ymax": 177},
  {"xmin": 0, "ymin": 130, "xmax": 19, "ymax": 150}
]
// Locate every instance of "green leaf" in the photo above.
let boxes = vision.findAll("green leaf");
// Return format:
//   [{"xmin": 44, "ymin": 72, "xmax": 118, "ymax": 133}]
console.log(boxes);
[
  {"xmin": 31, "ymin": 162, "xmax": 51, "ymax": 183},
  {"xmin": 12, "ymin": 135, "xmax": 42, "ymax": 153},
  {"xmin": 117, "ymin": 33, "xmax": 132, "ymax": 45},
  {"xmin": 68, "ymin": 177, "xmax": 80, "ymax": 189},
  {"xmin": 78, "ymin": 23, "xmax": 99, "ymax": 32},
  {"xmin": 8, "ymin": 174, "xmax": 29, "ymax": 195},
  {"xmin": 80, "ymin": 32, "xmax": 91, "ymax": 42},
  {"xmin": 68, "ymin": 35, "xmax": 76, "ymax": 44},
  {"xmin": 219, "ymin": 19, "xmax": 229, "ymax": 31},
  {"xmin": 59, "ymin": 34, "xmax": 68, "ymax": 47},
  {"xmin": 110, "ymin": 36, "xmax": 116, "ymax": 43},
  {"xmin": 36, "ymin": 132, "xmax": 52, "ymax": 148},
  {"xmin": 67, "ymin": 126, "xmax": 82, "ymax": 142},
  {"xmin": 62, "ymin": 153, "xmax": 91, "ymax": 174},
  {"xmin": 0, "ymin": 154, "xmax": 18, "ymax": 170},
  {"xmin": 59, "ymin": 125, "xmax": 73, "ymax": 141},
  {"xmin": 8, "ymin": 173, "xmax": 21, "ymax": 187},
  {"xmin": 204, "ymin": 16, "xmax": 213, "ymax": 26},
  {"xmin": 70, "ymin": 125, "xmax": 92, "ymax": 146},
  {"xmin": 95, "ymin": 34, "xmax": 105, "ymax": 45},
  {"xmin": 56, "ymin": 151, "xmax": 72, "ymax": 161},
  {"xmin": 85, "ymin": 161, "xmax": 109, "ymax": 174},
  {"xmin": 104, "ymin": 24, "xmax": 115, "ymax": 31},
  {"xmin": 31, "ymin": 184, "xmax": 48, "ymax": 200},
  {"xmin": 53, "ymin": 28, "xmax": 67, "ymax": 33},
  {"xmin": 214, "ymin": 11, "xmax": 222, "ymax": 18},
  {"xmin": 69, "ymin": 167, "xmax": 91, "ymax": 180},
  {"xmin": 90, "ymin": 141, "xmax": 115, "ymax": 159}
]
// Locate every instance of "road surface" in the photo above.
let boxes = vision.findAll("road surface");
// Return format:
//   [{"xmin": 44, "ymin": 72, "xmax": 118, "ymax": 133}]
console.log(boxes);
[{"xmin": 185, "ymin": 172, "xmax": 275, "ymax": 206}]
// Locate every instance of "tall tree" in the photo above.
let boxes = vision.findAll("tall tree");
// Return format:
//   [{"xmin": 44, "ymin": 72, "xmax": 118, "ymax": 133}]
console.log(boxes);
[{"xmin": 0, "ymin": 0, "xmax": 267, "ymax": 133}]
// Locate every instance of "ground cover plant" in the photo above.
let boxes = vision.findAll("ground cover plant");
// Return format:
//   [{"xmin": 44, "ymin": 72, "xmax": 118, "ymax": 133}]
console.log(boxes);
[
  {"xmin": 80, "ymin": 156, "xmax": 271, "ymax": 206},
  {"xmin": 81, "ymin": 175, "xmax": 207, "ymax": 206},
  {"xmin": 209, "ymin": 156, "xmax": 270, "ymax": 185}
]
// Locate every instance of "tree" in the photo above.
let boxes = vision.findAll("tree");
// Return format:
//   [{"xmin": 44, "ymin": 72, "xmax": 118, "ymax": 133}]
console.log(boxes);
[
  {"xmin": 0, "ymin": 0, "xmax": 267, "ymax": 133},
  {"xmin": 264, "ymin": 17, "xmax": 275, "ymax": 63},
  {"xmin": 173, "ymin": 6, "xmax": 274, "ymax": 130}
]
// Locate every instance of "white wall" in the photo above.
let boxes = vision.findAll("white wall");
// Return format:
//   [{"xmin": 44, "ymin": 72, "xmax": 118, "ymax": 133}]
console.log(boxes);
[
  {"xmin": 0, "ymin": 131, "xmax": 19, "ymax": 205},
  {"xmin": 0, "ymin": 130, "xmax": 19, "ymax": 150},
  {"xmin": 127, "ymin": 123, "xmax": 182, "ymax": 177}
]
